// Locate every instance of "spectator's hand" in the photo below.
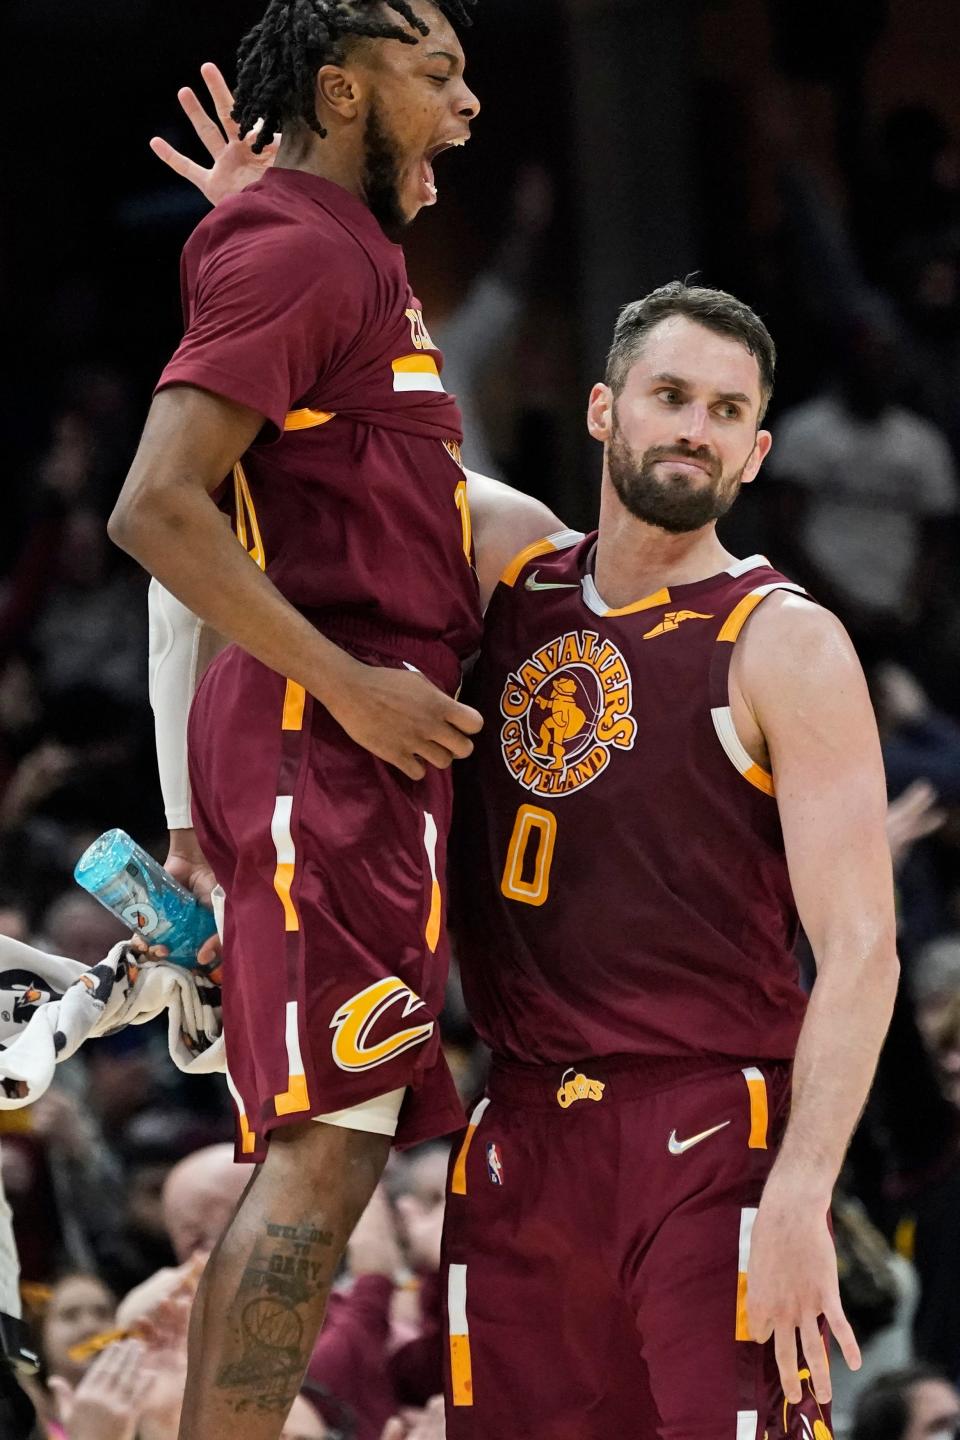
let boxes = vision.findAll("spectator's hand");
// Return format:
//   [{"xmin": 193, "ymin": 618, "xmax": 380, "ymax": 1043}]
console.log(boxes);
[
  {"xmin": 348, "ymin": 1186, "xmax": 403, "ymax": 1279},
  {"xmin": 49, "ymin": 1339, "xmax": 157, "ymax": 1440},
  {"xmin": 0, "ymin": 742, "xmax": 74, "ymax": 830},
  {"xmin": 875, "ymin": 662, "xmax": 931, "ymax": 728},
  {"xmin": 116, "ymin": 1252, "xmax": 204, "ymax": 1331},
  {"xmin": 150, "ymin": 63, "xmax": 280, "ymax": 207},
  {"xmin": 381, "ymin": 1396, "xmax": 446, "ymax": 1440},
  {"xmin": 886, "ymin": 780, "xmax": 945, "ymax": 869},
  {"xmin": 746, "ymin": 1181, "xmax": 860, "ymax": 1405},
  {"xmin": 138, "ymin": 1289, "xmax": 194, "ymax": 1357},
  {"xmin": 327, "ymin": 661, "xmax": 483, "ymax": 782}
]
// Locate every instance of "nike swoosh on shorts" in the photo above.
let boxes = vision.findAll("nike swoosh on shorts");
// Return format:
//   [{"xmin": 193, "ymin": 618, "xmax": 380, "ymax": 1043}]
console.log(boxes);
[{"xmin": 667, "ymin": 1120, "xmax": 731, "ymax": 1155}]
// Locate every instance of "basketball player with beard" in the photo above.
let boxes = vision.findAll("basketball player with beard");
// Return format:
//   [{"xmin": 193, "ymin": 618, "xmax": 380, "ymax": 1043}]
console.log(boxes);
[
  {"xmin": 109, "ymin": 4, "xmax": 561, "ymax": 1438},
  {"xmin": 445, "ymin": 283, "xmax": 899, "ymax": 1439}
]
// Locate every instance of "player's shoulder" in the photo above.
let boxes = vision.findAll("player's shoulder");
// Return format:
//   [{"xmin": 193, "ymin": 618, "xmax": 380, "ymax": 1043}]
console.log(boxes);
[
  {"xmin": 187, "ymin": 179, "xmax": 363, "ymax": 280},
  {"xmin": 498, "ymin": 527, "xmax": 590, "ymax": 591},
  {"xmin": 736, "ymin": 586, "xmax": 856, "ymax": 690}
]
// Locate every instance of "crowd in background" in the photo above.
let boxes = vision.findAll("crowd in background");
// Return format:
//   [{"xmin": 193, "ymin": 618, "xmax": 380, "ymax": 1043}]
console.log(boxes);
[{"xmin": 4, "ymin": 1, "xmax": 960, "ymax": 1436}]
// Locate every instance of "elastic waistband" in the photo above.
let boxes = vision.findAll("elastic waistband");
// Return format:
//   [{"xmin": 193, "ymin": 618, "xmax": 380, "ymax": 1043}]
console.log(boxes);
[
  {"xmin": 300, "ymin": 611, "xmax": 464, "ymax": 696},
  {"xmin": 486, "ymin": 1052, "xmax": 791, "ymax": 1110}
]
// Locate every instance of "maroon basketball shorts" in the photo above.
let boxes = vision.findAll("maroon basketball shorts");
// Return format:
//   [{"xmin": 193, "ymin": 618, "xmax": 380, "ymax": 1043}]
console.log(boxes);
[
  {"xmin": 188, "ymin": 642, "xmax": 465, "ymax": 1163},
  {"xmin": 442, "ymin": 1055, "xmax": 833, "ymax": 1440}
]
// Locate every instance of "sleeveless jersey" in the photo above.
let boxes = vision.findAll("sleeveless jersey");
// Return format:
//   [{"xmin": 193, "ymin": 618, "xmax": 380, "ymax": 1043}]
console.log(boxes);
[
  {"xmin": 158, "ymin": 169, "xmax": 481, "ymax": 672},
  {"xmin": 453, "ymin": 530, "xmax": 810, "ymax": 1064}
]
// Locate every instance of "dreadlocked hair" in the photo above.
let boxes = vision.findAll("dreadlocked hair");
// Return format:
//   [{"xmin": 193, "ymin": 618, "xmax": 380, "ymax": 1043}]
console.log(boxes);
[{"xmin": 234, "ymin": 0, "xmax": 478, "ymax": 153}]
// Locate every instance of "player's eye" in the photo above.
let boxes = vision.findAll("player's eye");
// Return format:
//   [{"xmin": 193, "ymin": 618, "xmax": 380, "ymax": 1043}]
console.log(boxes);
[
  {"xmin": 429, "ymin": 75, "xmax": 451, "ymax": 85},
  {"xmin": 716, "ymin": 404, "xmax": 741, "ymax": 420},
  {"xmin": 657, "ymin": 389, "xmax": 681, "ymax": 404}
]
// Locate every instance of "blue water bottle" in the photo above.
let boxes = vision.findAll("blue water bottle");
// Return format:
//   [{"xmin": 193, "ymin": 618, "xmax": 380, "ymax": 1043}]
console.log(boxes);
[{"xmin": 74, "ymin": 829, "xmax": 217, "ymax": 968}]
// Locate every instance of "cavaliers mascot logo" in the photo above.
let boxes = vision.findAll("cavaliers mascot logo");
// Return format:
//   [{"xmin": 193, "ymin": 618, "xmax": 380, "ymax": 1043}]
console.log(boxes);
[{"xmin": 500, "ymin": 630, "xmax": 636, "ymax": 796}]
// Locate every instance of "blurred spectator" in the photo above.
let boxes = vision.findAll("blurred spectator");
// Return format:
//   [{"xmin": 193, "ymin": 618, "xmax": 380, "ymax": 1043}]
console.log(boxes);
[
  {"xmin": 31, "ymin": 508, "xmax": 148, "ymax": 706},
  {"xmin": 20, "ymin": 1269, "xmax": 117, "ymax": 1436},
  {"xmin": 764, "ymin": 313, "xmax": 958, "ymax": 649},
  {"xmin": 161, "ymin": 1143, "xmax": 248, "ymax": 1264},
  {"xmin": 850, "ymin": 1365, "xmax": 960, "ymax": 1440},
  {"xmin": 911, "ymin": 937, "xmax": 960, "ymax": 1054},
  {"xmin": 435, "ymin": 166, "xmax": 554, "ymax": 482},
  {"xmin": 37, "ymin": 1272, "xmax": 117, "ymax": 1391}
]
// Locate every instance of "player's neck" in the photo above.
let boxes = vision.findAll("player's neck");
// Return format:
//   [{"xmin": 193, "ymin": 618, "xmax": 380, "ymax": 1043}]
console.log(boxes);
[
  {"xmin": 593, "ymin": 488, "xmax": 736, "ymax": 609},
  {"xmin": 276, "ymin": 130, "xmax": 368, "ymax": 207}
]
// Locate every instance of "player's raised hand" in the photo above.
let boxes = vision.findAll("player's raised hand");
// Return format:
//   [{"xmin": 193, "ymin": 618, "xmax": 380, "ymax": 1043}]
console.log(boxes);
[
  {"xmin": 149, "ymin": 62, "xmax": 280, "ymax": 207},
  {"xmin": 746, "ymin": 1180, "xmax": 861, "ymax": 1407},
  {"xmin": 329, "ymin": 663, "xmax": 484, "ymax": 782}
]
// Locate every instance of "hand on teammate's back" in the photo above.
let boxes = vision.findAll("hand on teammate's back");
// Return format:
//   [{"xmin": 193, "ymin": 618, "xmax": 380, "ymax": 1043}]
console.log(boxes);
[
  {"xmin": 149, "ymin": 62, "xmax": 279, "ymax": 208},
  {"xmin": 746, "ymin": 1178, "xmax": 861, "ymax": 1407},
  {"xmin": 329, "ymin": 662, "xmax": 483, "ymax": 782}
]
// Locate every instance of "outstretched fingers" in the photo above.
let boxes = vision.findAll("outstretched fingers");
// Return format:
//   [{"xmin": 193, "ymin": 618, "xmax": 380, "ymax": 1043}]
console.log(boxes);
[
  {"xmin": 177, "ymin": 85, "xmax": 228, "ymax": 157},
  {"xmin": 199, "ymin": 62, "xmax": 239, "ymax": 135},
  {"xmin": 148, "ymin": 136, "xmax": 208, "ymax": 189}
]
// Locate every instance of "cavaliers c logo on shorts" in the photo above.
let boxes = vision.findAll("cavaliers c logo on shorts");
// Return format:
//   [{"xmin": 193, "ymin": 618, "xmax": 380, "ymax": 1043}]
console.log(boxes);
[
  {"xmin": 330, "ymin": 976, "xmax": 435, "ymax": 1072},
  {"xmin": 499, "ymin": 630, "xmax": 637, "ymax": 797}
]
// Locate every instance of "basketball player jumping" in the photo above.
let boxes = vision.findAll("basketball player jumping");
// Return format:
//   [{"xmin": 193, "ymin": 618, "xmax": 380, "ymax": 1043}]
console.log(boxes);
[{"xmin": 110, "ymin": 5, "xmax": 555, "ymax": 1439}]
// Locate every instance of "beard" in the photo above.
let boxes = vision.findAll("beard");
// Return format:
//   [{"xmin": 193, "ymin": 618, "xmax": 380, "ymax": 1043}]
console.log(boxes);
[
  {"xmin": 607, "ymin": 417, "xmax": 749, "ymax": 535},
  {"xmin": 361, "ymin": 101, "xmax": 410, "ymax": 240}
]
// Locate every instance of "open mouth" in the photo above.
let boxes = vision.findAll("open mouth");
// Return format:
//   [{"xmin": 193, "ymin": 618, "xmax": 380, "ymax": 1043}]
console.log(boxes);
[{"xmin": 419, "ymin": 135, "xmax": 469, "ymax": 203}]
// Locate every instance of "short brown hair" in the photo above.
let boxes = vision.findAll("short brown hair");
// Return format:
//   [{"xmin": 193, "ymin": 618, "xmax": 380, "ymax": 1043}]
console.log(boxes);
[{"xmin": 606, "ymin": 281, "xmax": 777, "ymax": 421}]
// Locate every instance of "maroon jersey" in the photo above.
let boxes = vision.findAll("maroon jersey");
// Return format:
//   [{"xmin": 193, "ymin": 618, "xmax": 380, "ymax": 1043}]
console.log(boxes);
[
  {"xmin": 157, "ymin": 168, "xmax": 480, "ymax": 666},
  {"xmin": 453, "ymin": 530, "xmax": 810, "ymax": 1064}
]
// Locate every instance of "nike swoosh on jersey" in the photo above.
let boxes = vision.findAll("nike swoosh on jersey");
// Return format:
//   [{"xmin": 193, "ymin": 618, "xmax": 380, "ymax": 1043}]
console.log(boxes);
[
  {"xmin": 667, "ymin": 1120, "xmax": 731, "ymax": 1155},
  {"xmin": 525, "ymin": 571, "xmax": 580, "ymax": 592}
]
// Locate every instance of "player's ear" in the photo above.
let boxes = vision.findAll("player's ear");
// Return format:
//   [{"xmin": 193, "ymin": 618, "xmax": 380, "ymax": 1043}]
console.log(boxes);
[
  {"xmin": 741, "ymin": 428, "xmax": 772, "ymax": 486},
  {"xmin": 587, "ymin": 383, "xmax": 613, "ymax": 443},
  {"xmin": 316, "ymin": 64, "xmax": 363, "ymax": 122}
]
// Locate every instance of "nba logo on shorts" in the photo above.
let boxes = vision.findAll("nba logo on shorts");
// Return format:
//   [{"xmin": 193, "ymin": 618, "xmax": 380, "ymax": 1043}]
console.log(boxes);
[{"xmin": 487, "ymin": 1142, "xmax": 504, "ymax": 1185}]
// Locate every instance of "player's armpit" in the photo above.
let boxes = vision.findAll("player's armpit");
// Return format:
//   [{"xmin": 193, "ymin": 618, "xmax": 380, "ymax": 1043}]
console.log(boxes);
[{"xmin": 465, "ymin": 469, "xmax": 564, "ymax": 609}]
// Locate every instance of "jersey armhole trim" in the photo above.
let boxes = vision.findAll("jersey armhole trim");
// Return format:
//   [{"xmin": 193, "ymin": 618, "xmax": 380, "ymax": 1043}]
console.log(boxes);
[
  {"xmin": 711, "ymin": 707, "xmax": 775, "ymax": 796},
  {"xmin": 499, "ymin": 528, "xmax": 585, "ymax": 587},
  {"xmin": 711, "ymin": 581, "xmax": 807, "ymax": 796}
]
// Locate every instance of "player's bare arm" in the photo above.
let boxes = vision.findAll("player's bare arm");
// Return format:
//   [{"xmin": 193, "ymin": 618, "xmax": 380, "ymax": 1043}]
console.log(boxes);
[
  {"xmin": 732, "ymin": 593, "xmax": 899, "ymax": 1406},
  {"xmin": 465, "ymin": 469, "xmax": 564, "ymax": 608},
  {"xmin": 110, "ymin": 386, "xmax": 483, "ymax": 782}
]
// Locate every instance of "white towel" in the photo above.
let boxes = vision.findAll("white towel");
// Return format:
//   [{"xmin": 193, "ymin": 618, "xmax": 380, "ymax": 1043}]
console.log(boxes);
[{"xmin": 0, "ymin": 934, "xmax": 224, "ymax": 1108}]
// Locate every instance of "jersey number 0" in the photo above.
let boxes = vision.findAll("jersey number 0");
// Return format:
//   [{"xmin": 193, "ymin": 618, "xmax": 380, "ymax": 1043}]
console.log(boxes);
[{"xmin": 500, "ymin": 804, "xmax": 557, "ymax": 907}]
